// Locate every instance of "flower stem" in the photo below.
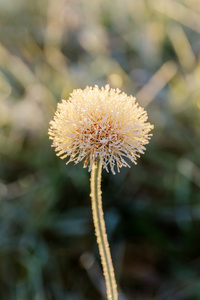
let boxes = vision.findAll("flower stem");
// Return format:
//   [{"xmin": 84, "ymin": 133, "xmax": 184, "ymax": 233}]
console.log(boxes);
[{"xmin": 90, "ymin": 159, "xmax": 118, "ymax": 300}]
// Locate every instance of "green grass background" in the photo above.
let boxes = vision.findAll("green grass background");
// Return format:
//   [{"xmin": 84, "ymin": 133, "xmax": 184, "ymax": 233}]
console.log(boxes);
[{"xmin": 0, "ymin": 0, "xmax": 200, "ymax": 299}]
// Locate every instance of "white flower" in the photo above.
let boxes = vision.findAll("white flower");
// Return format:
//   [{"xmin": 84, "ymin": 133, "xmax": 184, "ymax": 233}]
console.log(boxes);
[{"xmin": 48, "ymin": 85, "xmax": 153, "ymax": 174}]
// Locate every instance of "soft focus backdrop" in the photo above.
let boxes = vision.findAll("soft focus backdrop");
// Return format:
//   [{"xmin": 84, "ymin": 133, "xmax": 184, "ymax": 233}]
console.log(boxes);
[{"xmin": 0, "ymin": 0, "xmax": 200, "ymax": 299}]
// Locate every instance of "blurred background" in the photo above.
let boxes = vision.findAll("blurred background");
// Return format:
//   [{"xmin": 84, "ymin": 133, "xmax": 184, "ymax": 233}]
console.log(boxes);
[{"xmin": 0, "ymin": 0, "xmax": 200, "ymax": 299}]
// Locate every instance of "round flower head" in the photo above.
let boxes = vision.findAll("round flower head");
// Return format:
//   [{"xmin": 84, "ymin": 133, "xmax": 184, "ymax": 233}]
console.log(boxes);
[{"xmin": 48, "ymin": 85, "xmax": 153, "ymax": 174}]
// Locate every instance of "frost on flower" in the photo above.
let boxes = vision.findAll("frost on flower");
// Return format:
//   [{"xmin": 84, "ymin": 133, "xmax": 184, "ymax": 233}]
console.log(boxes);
[{"xmin": 48, "ymin": 85, "xmax": 153, "ymax": 174}]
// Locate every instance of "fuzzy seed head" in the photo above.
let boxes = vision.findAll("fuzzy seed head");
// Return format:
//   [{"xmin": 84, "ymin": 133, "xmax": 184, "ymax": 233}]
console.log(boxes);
[{"xmin": 48, "ymin": 85, "xmax": 153, "ymax": 174}]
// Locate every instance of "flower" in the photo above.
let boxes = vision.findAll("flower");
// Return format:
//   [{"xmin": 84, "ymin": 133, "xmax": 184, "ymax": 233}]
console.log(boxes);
[{"xmin": 48, "ymin": 85, "xmax": 153, "ymax": 174}]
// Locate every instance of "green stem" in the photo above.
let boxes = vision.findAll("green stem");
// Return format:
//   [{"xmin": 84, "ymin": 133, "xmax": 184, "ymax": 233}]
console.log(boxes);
[{"xmin": 90, "ymin": 159, "xmax": 118, "ymax": 300}]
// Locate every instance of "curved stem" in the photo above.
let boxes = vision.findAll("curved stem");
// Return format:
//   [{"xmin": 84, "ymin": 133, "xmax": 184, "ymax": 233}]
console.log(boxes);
[{"xmin": 90, "ymin": 159, "xmax": 118, "ymax": 300}]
